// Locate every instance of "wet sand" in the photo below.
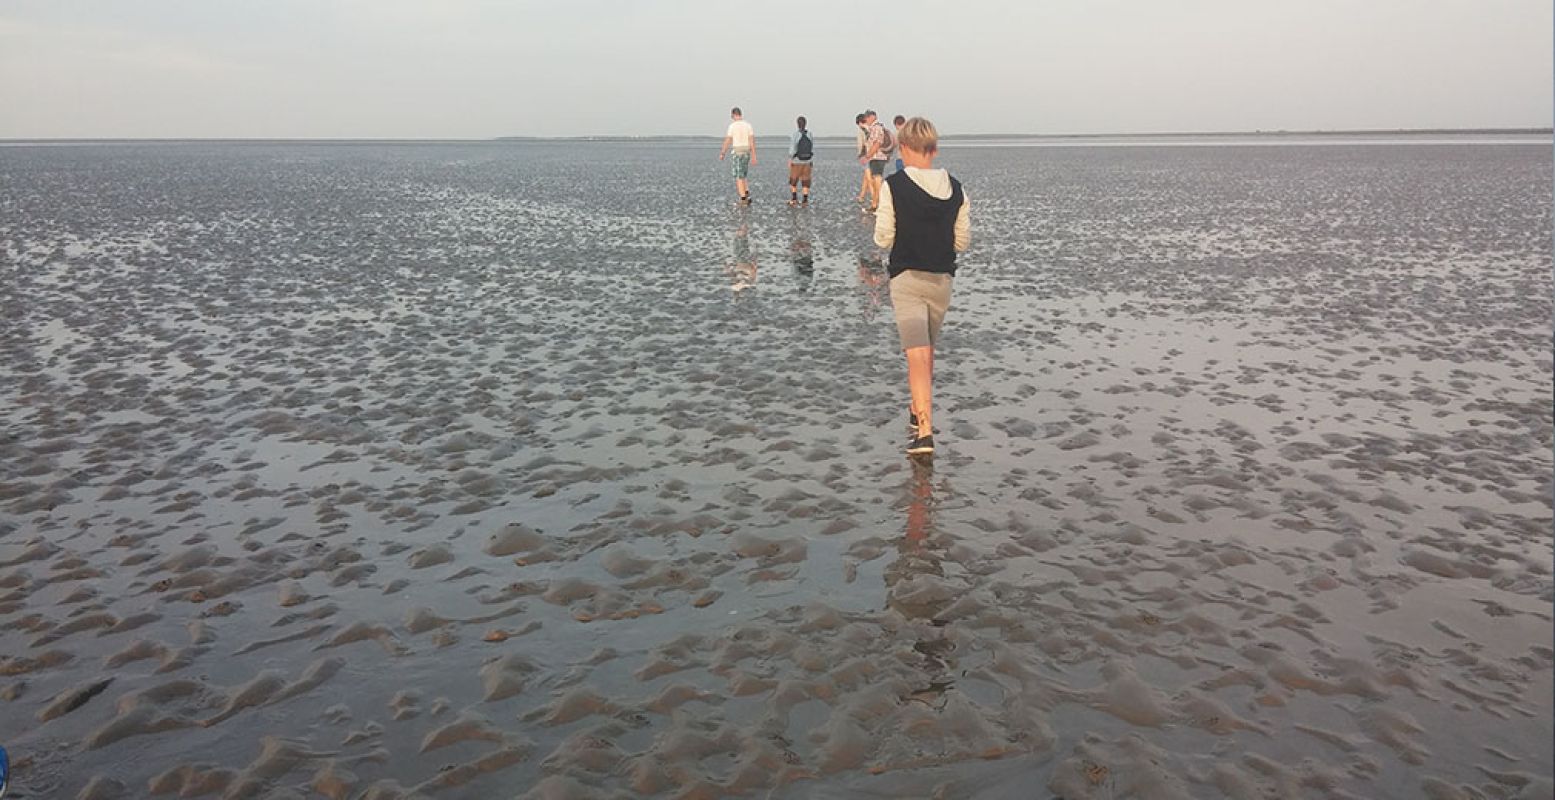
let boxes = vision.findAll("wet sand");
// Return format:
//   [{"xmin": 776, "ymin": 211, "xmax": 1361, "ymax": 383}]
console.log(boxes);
[{"xmin": 0, "ymin": 138, "xmax": 1551, "ymax": 799}]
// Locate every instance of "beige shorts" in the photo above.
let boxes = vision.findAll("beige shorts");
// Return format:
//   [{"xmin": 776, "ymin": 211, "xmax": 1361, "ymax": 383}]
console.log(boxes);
[
  {"xmin": 889, "ymin": 269, "xmax": 952, "ymax": 350},
  {"xmin": 788, "ymin": 162, "xmax": 813, "ymax": 184}
]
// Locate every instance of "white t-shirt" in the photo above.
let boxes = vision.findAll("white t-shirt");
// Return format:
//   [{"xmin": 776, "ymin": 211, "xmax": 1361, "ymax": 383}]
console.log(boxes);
[{"xmin": 726, "ymin": 119, "xmax": 754, "ymax": 152}]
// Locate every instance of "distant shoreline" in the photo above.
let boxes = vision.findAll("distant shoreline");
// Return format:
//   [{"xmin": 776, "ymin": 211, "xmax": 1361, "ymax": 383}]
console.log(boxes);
[
  {"xmin": 1, "ymin": 128, "xmax": 1549, "ymax": 145},
  {"xmin": 497, "ymin": 128, "xmax": 1554, "ymax": 143}
]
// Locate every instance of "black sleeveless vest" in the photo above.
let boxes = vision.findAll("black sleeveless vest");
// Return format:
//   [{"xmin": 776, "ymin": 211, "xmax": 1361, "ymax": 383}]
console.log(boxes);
[{"xmin": 885, "ymin": 170, "xmax": 964, "ymax": 279}]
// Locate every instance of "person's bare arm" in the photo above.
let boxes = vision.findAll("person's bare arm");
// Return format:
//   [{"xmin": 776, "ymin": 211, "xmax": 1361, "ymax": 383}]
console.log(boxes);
[
  {"xmin": 719, "ymin": 135, "xmax": 731, "ymax": 160},
  {"xmin": 749, "ymin": 133, "xmax": 757, "ymax": 166}
]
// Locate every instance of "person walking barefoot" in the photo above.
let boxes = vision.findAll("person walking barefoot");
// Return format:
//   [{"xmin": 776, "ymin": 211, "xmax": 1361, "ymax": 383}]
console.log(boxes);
[
  {"xmin": 854, "ymin": 113, "xmax": 870, "ymax": 204},
  {"xmin": 719, "ymin": 107, "xmax": 757, "ymax": 205},
  {"xmin": 860, "ymin": 110, "xmax": 891, "ymax": 212},
  {"xmin": 788, "ymin": 115, "xmax": 814, "ymax": 206},
  {"xmin": 873, "ymin": 117, "xmax": 970, "ymax": 455}
]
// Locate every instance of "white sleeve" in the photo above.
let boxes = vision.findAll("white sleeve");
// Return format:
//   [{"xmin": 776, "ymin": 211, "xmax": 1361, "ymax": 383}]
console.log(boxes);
[
  {"xmin": 873, "ymin": 181, "xmax": 896, "ymax": 248},
  {"xmin": 954, "ymin": 190, "xmax": 971, "ymax": 252}
]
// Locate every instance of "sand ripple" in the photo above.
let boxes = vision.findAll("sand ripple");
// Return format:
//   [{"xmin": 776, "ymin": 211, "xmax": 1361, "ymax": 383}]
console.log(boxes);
[{"xmin": 0, "ymin": 139, "xmax": 1550, "ymax": 798}]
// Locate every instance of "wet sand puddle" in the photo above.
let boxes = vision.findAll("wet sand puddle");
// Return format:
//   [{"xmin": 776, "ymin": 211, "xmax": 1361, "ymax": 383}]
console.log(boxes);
[{"xmin": 0, "ymin": 140, "xmax": 1550, "ymax": 799}]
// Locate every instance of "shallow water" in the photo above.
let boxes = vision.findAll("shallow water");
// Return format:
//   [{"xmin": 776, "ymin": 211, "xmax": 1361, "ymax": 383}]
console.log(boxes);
[{"xmin": 1, "ymin": 139, "xmax": 1551, "ymax": 799}]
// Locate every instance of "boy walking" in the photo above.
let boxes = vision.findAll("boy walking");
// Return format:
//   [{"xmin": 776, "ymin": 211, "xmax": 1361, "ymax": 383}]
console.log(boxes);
[
  {"xmin": 873, "ymin": 117, "xmax": 970, "ymax": 455},
  {"xmin": 788, "ymin": 116, "xmax": 815, "ymax": 206},
  {"xmin": 719, "ymin": 107, "xmax": 757, "ymax": 205}
]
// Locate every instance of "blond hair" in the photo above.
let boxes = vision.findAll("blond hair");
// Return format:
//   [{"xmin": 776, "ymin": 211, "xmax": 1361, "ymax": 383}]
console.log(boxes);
[{"xmin": 897, "ymin": 117, "xmax": 939, "ymax": 153}]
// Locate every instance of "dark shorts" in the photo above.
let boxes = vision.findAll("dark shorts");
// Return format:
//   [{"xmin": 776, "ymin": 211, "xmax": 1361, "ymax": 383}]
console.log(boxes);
[{"xmin": 868, "ymin": 160, "xmax": 886, "ymax": 177}]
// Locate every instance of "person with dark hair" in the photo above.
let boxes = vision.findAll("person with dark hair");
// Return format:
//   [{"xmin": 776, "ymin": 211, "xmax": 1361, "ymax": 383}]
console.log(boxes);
[
  {"xmin": 891, "ymin": 115, "xmax": 907, "ymax": 174},
  {"xmin": 873, "ymin": 117, "xmax": 971, "ymax": 455},
  {"xmin": 860, "ymin": 110, "xmax": 891, "ymax": 212},
  {"xmin": 854, "ymin": 113, "xmax": 870, "ymax": 205},
  {"xmin": 718, "ymin": 106, "xmax": 757, "ymax": 205},
  {"xmin": 788, "ymin": 115, "xmax": 814, "ymax": 206}
]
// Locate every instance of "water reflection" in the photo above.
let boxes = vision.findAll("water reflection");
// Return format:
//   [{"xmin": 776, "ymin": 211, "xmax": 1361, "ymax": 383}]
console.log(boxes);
[
  {"xmin": 885, "ymin": 459, "xmax": 946, "ymax": 615},
  {"xmin": 789, "ymin": 213, "xmax": 815, "ymax": 293},
  {"xmin": 884, "ymin": 459, "xmax": 957, "ymax": 708},
  {"xmin": 856, "ymin": 251, "xmax": 888, "ymax": 320},
  {"xmin": 725, "ymin": 220, "xmax": 757, "ymax": 298}
]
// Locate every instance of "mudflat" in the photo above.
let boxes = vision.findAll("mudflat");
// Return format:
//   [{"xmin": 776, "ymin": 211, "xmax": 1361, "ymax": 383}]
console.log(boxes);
[{"xmin": 1, "ymin": 137, "xmax": 1550, "ymax": 799}]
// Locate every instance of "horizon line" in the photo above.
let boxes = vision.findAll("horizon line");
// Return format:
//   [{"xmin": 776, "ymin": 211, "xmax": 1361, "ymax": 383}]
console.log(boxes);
[
  {"xmin": 498, "ymin": 126, "xmax": 1555, "ymax": 141},
  {"xmin": 1, "ymin": 126, "xmax": 1551, "ymax": 144}
]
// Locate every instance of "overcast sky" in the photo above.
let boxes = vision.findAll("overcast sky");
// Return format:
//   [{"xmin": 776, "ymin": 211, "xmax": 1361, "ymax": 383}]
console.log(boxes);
[{"xmin": 0, "ymin": 0, "xmax": 1549, "ymax": 139}]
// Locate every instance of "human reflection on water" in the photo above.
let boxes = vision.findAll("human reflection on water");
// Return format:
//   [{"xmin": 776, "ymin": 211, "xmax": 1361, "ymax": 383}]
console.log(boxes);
[
  {"xmin": 725, "ymin": 219, "xmax": 757, "ymax": 298},
  {"xmin": 856, "ymin": 251, "xmax": 888, "ymax": 320},
  {"xmin": 883, "ymin": 458, "xmax": 957, "ymax": 708},
  {"xmin": 788, "ymin": 213, "xmax": 815, "ymax": 293}
]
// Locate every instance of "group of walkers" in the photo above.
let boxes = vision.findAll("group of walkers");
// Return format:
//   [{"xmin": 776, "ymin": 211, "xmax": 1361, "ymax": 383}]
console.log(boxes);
[
  {"xmin": 717, "ymin": 106, "xmax": 971, "ymax": 456},
  {"xmin": 855, "ymin": 110, "xmax": 907, "ymax": 211},
  {"xmin": 716, "ymin": 107, "xmax": 906, "ymax": 210}
]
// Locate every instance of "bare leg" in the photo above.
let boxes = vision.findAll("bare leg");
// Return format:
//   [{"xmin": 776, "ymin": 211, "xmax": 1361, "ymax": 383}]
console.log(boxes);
[
  {"xmin": 868, "ymin": 173, "xmax": 883, "ymax": 210},
  {"xmin": 736, "ymin": 177, "xmax": 748, "ymax": 198},
  {"xmin": 906, "ymin": 345, "xmax": 933, "ymax": 438},
  {"xmin": 857, "ymin": 168, "xmax": 869, "ymax": 202}
]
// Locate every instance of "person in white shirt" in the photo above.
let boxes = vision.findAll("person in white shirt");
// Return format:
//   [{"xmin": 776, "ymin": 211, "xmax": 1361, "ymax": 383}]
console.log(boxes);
[{"xmin": 718, "ymin": 107, "xmax": 757, "ymax": 205}]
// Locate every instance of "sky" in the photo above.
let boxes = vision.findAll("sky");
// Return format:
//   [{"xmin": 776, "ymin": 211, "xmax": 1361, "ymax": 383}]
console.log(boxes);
[{"xmin": 0, "ymin": 0, "xmax": 1550, "ymax": 139}]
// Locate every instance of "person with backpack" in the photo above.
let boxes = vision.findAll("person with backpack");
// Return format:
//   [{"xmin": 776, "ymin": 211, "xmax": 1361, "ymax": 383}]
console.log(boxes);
[
  {"xmin": 861, "ymin": 109, "xmax": 893, "ymax": 212},
  {"xmin": 873, "ymin": 117, "xmax": 971, "ymax": 456},
  {"xmin": 787, "ymin": 115, "xmax": 815, "ymax": 206},
  {"xmin": 854, "ymin": 113, "xmax": 871, "ymax": 205}
]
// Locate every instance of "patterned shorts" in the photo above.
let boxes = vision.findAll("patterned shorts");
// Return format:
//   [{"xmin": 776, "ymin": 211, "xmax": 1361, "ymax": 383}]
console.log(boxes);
[{"xmin": 730, "ymin": 152, "xmax": 751, "ymax": 179}]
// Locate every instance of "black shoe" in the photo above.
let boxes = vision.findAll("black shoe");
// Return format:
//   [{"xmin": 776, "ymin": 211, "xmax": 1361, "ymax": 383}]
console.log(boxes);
[
  {"xmin": 906, "ymin": 434, "xmax": 934, "ymax": 455},
  {"xmin": 908, "ymin": 412, "xmax": 919, "ymax": 431}
]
